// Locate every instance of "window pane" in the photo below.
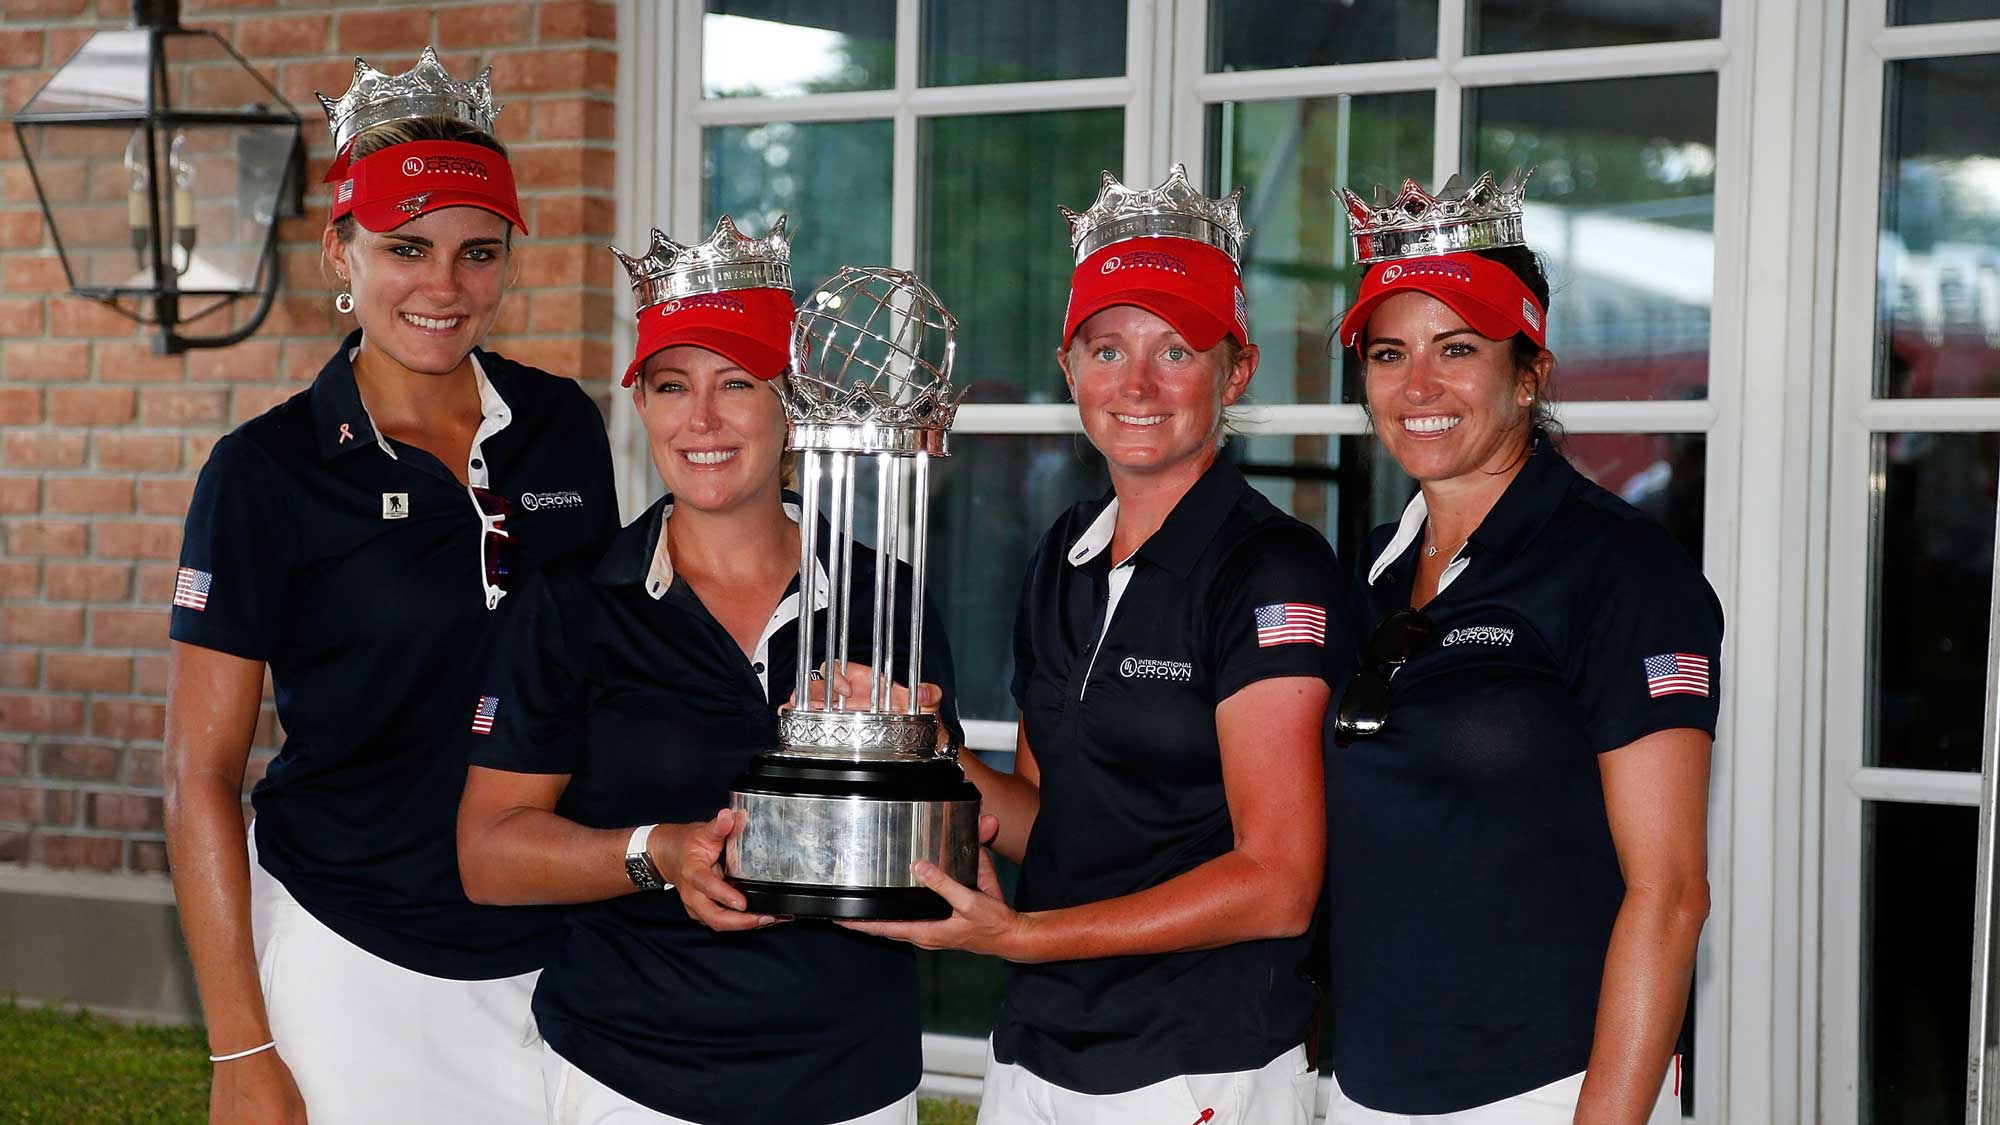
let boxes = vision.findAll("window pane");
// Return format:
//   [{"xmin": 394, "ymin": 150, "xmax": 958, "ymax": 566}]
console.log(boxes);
[
  {"xmin": 1562, "ymin": 432, "xmax": 1706, "ymax": 563},
  {"xmin": 1876, "ymin": 54, "xmax": 2000, "ymax": 398},
  {"xmin": 1467, "ymin": 75, "xmax": 1718, "ymax": 401},
  {"xmin": 1891, "ymin": 0, "xmax": 2000, "ymax": 25},
  {"xmin": 702, "ymin": 120, "xmax": 893, "ymax": 302},
  {"xmin": 701, "ymin": 0, "xmax": 895, "ymax": 98},
  {"xmin": 921, "ymin": 0, "xmax": 1125, "ymax": 86},
  {"xmin": 919, "ymin": 110, "xmax": 1122, "ymax": 403},
  {"xmin": 1469, "ymin": 0, "xmax": 1720, "ymax": 55},
  {"xmin": 1208, "ymin": 0, "xmax": 1438, "ymax": 69},
  {"xmin": 1868, "ymin": 431, "xmax": 1997, "ymax": 771},
  {"xmin": 1863, "ymin": 801, "xmax": 1977, "ymax": 1123},
  {"xmin": 1207, "ymin": 93, "xmax": 1435, "ymax": 405}
]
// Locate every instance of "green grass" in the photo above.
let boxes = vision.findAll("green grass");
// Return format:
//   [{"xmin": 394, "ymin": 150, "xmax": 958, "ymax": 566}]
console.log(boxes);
[{"xmin": 0, "ymin": 999, "xmax": 979, "ymax": 1123}]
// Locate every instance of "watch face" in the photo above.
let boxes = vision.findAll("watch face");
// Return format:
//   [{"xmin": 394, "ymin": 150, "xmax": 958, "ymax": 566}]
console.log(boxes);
[{"xmin": 625, "ymin": 854, "xmax": 662, "ymax": 891}]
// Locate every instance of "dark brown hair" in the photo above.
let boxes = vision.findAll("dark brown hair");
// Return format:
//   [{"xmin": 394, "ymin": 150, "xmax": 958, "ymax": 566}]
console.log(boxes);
[{"xmin": 1471, "ymin": 245, "xmax": 1561, "ymax": 443}]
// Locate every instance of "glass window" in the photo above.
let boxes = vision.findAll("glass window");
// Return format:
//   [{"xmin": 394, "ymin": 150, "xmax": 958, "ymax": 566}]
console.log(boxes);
[
  {"xmin": 1890, "ymin": 0, "xmax": 2000, "ymax": 25},
  {"xmin": 1868, "ymin": 431, "xmax": 1997, "ymax": 772},
  {"xmin": 1207, "ymin": 93, "xmax": 1436, "ymax": 406},
  {"xmin": 1563, "ymin": 431, "xmax": 1706, "ymax": 563},
  {"xmin": 921, "ymin": 0, "xmax": 1126, "ymax": 87},
  {"xmin": 1876, "ymin": 54, "xmax": 2000, "ymax": 398},
  {"xmin": 1863, "ymin": 800, "xmax": 1977, "ymax": 1123},
  {"xmin": 1207, "ymin": 0, "xmax": 1439, "ymax": 70},
  {"xmin": 702, "ymin": 120, "xmax": 894, "ymax": 302},
  {"xmin": 1468, "ymin": 0, "xmax": 1721, "ymax": 55},
  {"xmin": 701, "ymin": 0, "xmax": 896, "ymax": 99},
  {"xmin": 1467, "ymin": 74, "xmax": 1719, "ymax": 401},
  {"xmin": 919, "ymin": 109, "xmax": 1123, "ymax": 403}
]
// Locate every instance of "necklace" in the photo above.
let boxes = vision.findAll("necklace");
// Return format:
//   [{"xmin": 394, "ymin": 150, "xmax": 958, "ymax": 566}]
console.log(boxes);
[{"xmin": 1424, "ymin": 525, "xmax": 1468, "ymax": 560}]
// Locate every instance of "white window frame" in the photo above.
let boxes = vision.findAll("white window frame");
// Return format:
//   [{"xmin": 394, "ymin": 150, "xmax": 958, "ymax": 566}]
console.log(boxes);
[{"xmin": 608, "ymin": 1, "xmax": 1830, "ymax": 1117}]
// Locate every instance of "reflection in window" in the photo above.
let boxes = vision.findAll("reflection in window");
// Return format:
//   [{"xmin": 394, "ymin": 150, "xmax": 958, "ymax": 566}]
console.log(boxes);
[
  {"xmin": 1207, "ymin": 93, "xmax": 1435, "ymax": 406},
  {"xmin": 701, "ymin": 0, "xmax": 895, "ymax": 99},
  {"xmin": 1890, "ymin": 0, "xmax": 2000, "ymax": 25},
  {"xmin": 1468, "ymin": 0, "xmax": 1720, "ymax": 55},
  {"xmin": 1207, "ymin": 0, "xmax": 1438, "ymax": 70},
  {"xmin": 1864, "ymin": 801, "xmax": 1977, "ymax": 1124},
  {"xmin": 919, "ymin": 109, "xmax": 1122, "ymax": 402},
  {"xmin": 1468, "ymin": 74, "xmax": 1718, "ymax": 402},
  {"xmin": 703, "ymin": 120, "xmax": 893, "ymax": 303},
  {"xmin": 921, "ymin": 0, "xmax": 1125, "ymax": 86},
  {"xmin": 1878, "ymin": 54, "xmax": 2000, "ymax": 398},
  {"xmin": 1563, "ymin": 432, "xmax": 1706, "ymax": 563},
  {"xmin": 1869, "ymin": 431, "xmax": 1997, "ymax": 772}
]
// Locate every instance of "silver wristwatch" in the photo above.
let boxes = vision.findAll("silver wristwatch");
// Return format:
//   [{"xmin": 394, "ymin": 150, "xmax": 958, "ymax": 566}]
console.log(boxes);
[{"xmin": 624, "ymin": 824, "xmax": 672, "ymax": 892}]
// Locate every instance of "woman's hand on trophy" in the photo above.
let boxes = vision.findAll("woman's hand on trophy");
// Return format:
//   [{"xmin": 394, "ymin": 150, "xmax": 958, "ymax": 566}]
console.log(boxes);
[
  {"xmin": 786, "ymin": 662, "xmax": 943, "ymax": 714},
  {"xmin": 837, "ymin": 815, "xmax": 1038, "ymax": 958},
  {"xmin": 656, "ymin": 809, "xmax": 783, "ymax": 931}
]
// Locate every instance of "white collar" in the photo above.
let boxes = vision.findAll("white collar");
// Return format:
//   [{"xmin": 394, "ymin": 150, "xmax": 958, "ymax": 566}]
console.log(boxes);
[
  {"xmin": 1066, "ymin": 499, "xmax": 1120, "ymax": 568},
  {"xmin": 644, "ymin": 499, "xmax": 831, "ymax": 609},
  {"xmin": 1368, "ymin": 489, "xmax": 1473, "ymax": 596},
  {"xmin": 346, "ymin": 348, "xmax": 511, "ymax": 469}
]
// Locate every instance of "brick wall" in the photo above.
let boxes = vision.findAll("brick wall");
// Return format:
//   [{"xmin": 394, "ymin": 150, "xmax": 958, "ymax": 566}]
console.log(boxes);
[{"xmin": 0, "ymin": 0, "xmax": 619, "ymax": 875}]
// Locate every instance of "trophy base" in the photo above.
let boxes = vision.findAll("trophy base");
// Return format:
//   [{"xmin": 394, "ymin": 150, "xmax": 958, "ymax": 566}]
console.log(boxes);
[{"xmin": 725, "ymin": 754, "xmax": 981, "ymax": 922}]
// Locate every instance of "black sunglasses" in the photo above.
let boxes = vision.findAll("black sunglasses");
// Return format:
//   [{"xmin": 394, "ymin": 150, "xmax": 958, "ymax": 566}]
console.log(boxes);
[
  {"xmin": 469, "ymin": 485, "xmax": 516, "ymax": 609},
  {"xmin": 1333, "ymin": 607, "xmax": 1434, "ymax": 746}
]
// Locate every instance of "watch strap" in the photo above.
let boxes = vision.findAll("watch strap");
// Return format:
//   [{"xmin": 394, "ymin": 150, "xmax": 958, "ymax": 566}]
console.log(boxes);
[{"xmin": 624, "ymin": 823, "xmax": 671, "ymax": 891}]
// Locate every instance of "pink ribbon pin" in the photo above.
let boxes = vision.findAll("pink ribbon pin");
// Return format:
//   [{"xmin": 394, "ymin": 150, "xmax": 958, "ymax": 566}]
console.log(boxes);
[{"xmin": 338, "ymin": 423, "xmax": 355, "ymax": 444}]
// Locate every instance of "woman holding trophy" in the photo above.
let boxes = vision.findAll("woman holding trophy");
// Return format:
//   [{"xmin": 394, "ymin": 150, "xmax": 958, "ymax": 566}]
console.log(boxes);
[
  {"xmin": 164, "ymin": 48, "xmax": 616, "ymax": 1125},
  {"xmin": 850, "ymin": 167, "xmax": 1349, "ymax": 1124},
  {"xmin": 456, "ymin": 217, "xmax": 963, "ymax": 1125}
]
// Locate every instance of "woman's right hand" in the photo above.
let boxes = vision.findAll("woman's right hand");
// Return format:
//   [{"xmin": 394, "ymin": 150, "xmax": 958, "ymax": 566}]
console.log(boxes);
[
  {"xmin": 655, "ymin": 810, "xmax": 781, "ymax": 932},
  {"xmin": 209, "ymin": 1048, "xmax": 308, "ymax": 1125}
]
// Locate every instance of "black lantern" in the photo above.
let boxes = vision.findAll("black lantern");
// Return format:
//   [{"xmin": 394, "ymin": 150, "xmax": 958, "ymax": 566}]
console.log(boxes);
[{"xmin": 9, "ymin": 0, "xmax": 303, "ymax": 354}]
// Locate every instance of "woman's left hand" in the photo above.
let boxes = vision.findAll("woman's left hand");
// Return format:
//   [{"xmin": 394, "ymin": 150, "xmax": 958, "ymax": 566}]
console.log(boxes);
[{"xmin": 839, "ymin": 815, "xmax": 1036, "ymax": 959}]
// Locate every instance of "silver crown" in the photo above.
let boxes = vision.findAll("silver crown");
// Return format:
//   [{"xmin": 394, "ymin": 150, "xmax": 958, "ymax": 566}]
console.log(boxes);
[
  {"xmin": 610, "ymin": 215, "xmax": 794, "ymax": 314},
  {"xmin": 315, "ymin": 46, "xmax": 500, "ymax": 155},
  {"xmin": 1339, "ymin": 168, "xmax": 1533, "ymax": 265},
  {"xmin": 1060, "ymin": 163, "xmax": 1248, "ymax": 265},
  {"xmin": 784, "ymin": 267, "xmax": 962, "ymax": 453}
]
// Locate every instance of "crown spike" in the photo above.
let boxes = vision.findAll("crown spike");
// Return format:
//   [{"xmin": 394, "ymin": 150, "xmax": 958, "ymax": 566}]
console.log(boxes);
[
  {"xmin": 610, "ymin": 214, "xmax": 795, "ymax": 314},
  {"xmin": 1059, "ymin": 162, "xmax": 1249, "ymax": 266},
  {"xmin": 1339, "ymin": 166, "xmax": 1533, "ymax": 265},
  {"xmin": 316, "ymin": 45, "xmax": 502, "ymax": 155}
]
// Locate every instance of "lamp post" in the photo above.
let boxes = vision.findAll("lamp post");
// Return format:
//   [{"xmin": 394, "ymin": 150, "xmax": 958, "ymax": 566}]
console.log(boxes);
[{"xmin": 9, "ymin": 0, "xmax": 303, "ymax": 354}]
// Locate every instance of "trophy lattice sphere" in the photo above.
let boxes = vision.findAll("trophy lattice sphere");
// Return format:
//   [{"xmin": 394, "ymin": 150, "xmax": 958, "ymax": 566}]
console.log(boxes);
[{"xmin": 787, "ymin": 266, "xmax": 960, "ymax": 431}]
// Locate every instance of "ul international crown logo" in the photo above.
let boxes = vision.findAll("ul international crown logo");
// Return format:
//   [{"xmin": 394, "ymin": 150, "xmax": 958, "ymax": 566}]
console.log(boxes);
[{"xmin": 402, "ymin": 155, "xmax": 425, "ymax": 176}]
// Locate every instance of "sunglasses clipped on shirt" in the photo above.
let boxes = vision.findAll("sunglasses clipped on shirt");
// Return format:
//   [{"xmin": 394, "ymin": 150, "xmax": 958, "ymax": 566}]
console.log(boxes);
[
  {"xmin": 1332, "ymin": 607, "xmax": 1435, "ymax": 746},
  {"xmin": 468, "ymin": 484, "xmax": 516, "ymax": 610}
]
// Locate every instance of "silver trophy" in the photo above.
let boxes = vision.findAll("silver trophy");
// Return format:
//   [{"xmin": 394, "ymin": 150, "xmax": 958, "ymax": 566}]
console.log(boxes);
[{"xmin": 725, "ymin": 267, "xmax": 981, "ymax": 920}]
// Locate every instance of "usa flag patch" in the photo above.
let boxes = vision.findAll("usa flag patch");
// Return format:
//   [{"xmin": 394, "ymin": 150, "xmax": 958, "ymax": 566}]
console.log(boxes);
[
  {"xmin": 335, "ymin": 178, "xmax": 355, "ymax": 204},
  {"xmin": 172, "ymin": 567, "xmax": 212, "ymax": 611},
  {"xmin": 1254, "ymin": 603, "xmax": 1326, "ymax": 648},
  {"xmin": 471, "ymin": 695, "xmax": 500, "ymax": 734},
  {"xmin": 1644, "ymin": 653, "xmax": 1711, "ymax": 698}
]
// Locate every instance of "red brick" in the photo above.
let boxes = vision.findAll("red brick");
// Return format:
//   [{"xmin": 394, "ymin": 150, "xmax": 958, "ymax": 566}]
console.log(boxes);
[
  {"xmin": 139, "ymin": 388, "xmax": 229, "ymax": 426},
  {"xmin": 235, "ymin": 14, "xmax": 330, "ymax": 57},
  {"xmin": 0, "ymin": 785, "xmax": 74, "ymax": 825},
  {"xmin": 87, "ymin": 792, "xmax": 163, "ymax": 831},
  {"xmin": 39, "ymin": 743, "xmax": 121, "ymax": 781},
  {"xmin": 515, "ymin": 242, "xmax": 586, "ymax": 289},
  {"xmin": 95, "ymin": 341, "xmax": 188, "ymax": 382},
  {"xmin": 91, "ymin": 699, "xmax": 165, "ymax": 742},
  {"xmin": 231, "ymin": 386, "xmax": 296, "ymax": 422},
  {"xmin": 136, "ymin": 564, "xmax": 177, "ymax": 604},
  {"xmin": 92, "ymin": 521, "xmax": 180, "ymax": 561},
  {"xmin": 43, "ymin": 477, "xmax": 133, "ymax": 514},
  {"xmin": 92, "ymin": 607, "xmax": 169, "ymax": 649},
  {"xmin": 495, "ymin": 47, "xmax": 617, "ymax": 95},
  {"xmin": 187, "ymin": 340, "xmax": 281, "ymax": 383},
  {"xmin": 0, "ymin": 298, "xmax": 43, "ymax": 336},
  {"xmin": 133, "ymin": 655, "xmax": 168, "ymax": 696},
  {"xmin": 530, "ymin": 195, "xmax": 615, "ymax": 240},
  {"xmin": 123, "ymin": 745, "xmax": 162, "ymax": 787},
  {"xmin": 438, "ymin": 3, "xmax": 532, "ymax": 47},
  {"xmin": 47, "ymin": 299, "xmax": 140, "ymax": 338},
  {"xmin": 2, "ymin": 430, "xmax": 86, "ymax": 469},
  {"xmin": 44, "ymin": 562, "xmax": 130, "ymax": 602},
  {"xmin": 0, "ymin": 31, "xmax": 43, "ymax": 68},
  {"xmin": 4, "ymin": 520, "xmax": 88, "ymax": 557},
  {"xmin": 278, "ymin": 58, "xmax": 360, "ymax": 110},
  {"xmin": 1, "ymin": 254, "xmax": 70, "ymax": 294},
  {"xmin": 136, "ymin": 478, "xmax": 195, "ymax": 517},
  {"xmin": 533, "ymin": 96, "xmax": 616, "ymax": 142},
  {"xmin": 0, "ymin": 561, "xmax": 37, "ymax": 599},
  {"xmin": 94, "ymin": 433, "xmax": 180, "ymax": 472},
  {"xmin": 0, "ymin": 209, "xmax": 49, "ymax": 249},
  {"xmin": 0, "ymin": 606, "xmax": 84, "ymax": 645},
  {"xmin": 128, "ymin": 839, "xmax": 169, "ymax": 873},
  {"xmin": 46, "ymin": 387, "xmax": 135, "ymax": 426},
  {"xmin": 184, "ymin": 434, "xmax": 220, "ymax": 468},
  {"xmin": 46, "ymin": 654, "xmax": 132, "ymax": 693},
  {"xmin": 529, "ymin": 290, "xmax": 614, "ymax": 335},
  {"xmin": 35, "ymin": 834, "xmax": 122, "ymax": 871},
  {"xmin": 0, "ymin": 829, "xmax": 26, "ymax": 863},
  {"xmin": 0, "ymin": 476, "xmax": 38, "ymax": 515},
  {"xmin": 2, "ymin": 340, "xmax": 88, "ymax": 380},
  {"xmin": 0, "ymin": 743, "xmax": 25, "ymax": 777},
  {"xmin": 0, "ymin": 694, "xmax": 85, "ymax": 734},
  {"xmin": 257, "ymin": 296, "xmax": 333, "ymax": 338},
  {"xmin": 0, "ymin": 651, "xmax": 35, "ymax": 688},
  {"xmin": 537, "ymin": 0, "xmax": 617, "ymax": 41},
  {"xmin": 42, "ymin": 26, "xmax": 96, "ymax": 65},
  {"xmin": 336, "ymin": 11, "xmax": 433, "ymax": 55}
]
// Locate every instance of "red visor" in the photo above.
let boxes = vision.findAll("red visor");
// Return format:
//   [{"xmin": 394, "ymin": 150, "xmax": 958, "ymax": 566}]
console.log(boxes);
[
  {"xmin": 330, "ymin": 140, "xmax": 525, "ymax": 234},
  {"xmin": 625, "ymin": 287, "xmax": 795, "ymax": 387},
  {"xmin": 1063, "ymin": 237, "xmax": 1248, "ymax": 350},
  {"xmin": 1336, "ymin": 252, "xmax": 1546, "ymax": 352}
]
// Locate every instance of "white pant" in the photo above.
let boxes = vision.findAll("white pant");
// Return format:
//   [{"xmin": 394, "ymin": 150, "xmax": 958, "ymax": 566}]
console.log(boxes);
[
  {"xmin": 977, "ymin": 1043, "xmax": 1316, "ymax": 1125},
  {"xmin": 247, "ymin": 828, "xmax": 545, "ymax": 1125},
  {"xmin": 1324, "ymin": 1056, "xmax": 1683, "ymax": 1124},
  {"xmin": 541, "ymin": 1043, "xmax": 919, "ymax": 1125}
]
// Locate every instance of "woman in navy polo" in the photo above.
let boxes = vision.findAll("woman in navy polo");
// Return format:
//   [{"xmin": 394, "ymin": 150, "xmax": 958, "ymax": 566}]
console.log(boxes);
[
  {"xmin": 1322, "ymin": 170, "xmax": 1720, "ymax": 1122},
  {"xmin": 850, "ymin": 166, "xmax": 1347, "ymax": 1124},
  {"xmin": 162, "ymin": 50, "xmax": 616, "ymax": 1125},
  {"xmin": 456, "ymin": 219, "xmax": 959, "ymax": 1125}
]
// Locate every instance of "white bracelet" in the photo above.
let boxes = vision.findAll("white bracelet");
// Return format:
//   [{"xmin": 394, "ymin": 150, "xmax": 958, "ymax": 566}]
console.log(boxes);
[{"xmin": 209, "ymin": 1040, "xmax": 277, "ymax": 1063}]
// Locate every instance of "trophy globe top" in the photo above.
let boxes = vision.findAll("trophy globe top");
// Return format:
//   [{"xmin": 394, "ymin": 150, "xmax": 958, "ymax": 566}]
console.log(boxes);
[{"xmin": 784, "ymin": 267, "xmax": 963, "ymax": 455}]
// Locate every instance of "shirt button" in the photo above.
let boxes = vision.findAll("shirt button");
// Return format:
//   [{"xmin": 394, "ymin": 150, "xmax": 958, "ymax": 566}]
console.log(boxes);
[
  {"xmin": 470, "ymin": 457, "xmax": 483, "ymax": 470},
  {"xmin": 753, "ymin": 661, "xmax": 765, "ymax": 674}
]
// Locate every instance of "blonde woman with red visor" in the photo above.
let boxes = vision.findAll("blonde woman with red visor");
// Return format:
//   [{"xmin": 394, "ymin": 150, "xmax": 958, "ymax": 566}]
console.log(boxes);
[
  {"xmin": 850, "ymin": 166, "xmax": 1351, "ymax": 1124},
  {"xmin": 1321, "ymin": 170, "xmax": 1721, "ymax": 1123}
]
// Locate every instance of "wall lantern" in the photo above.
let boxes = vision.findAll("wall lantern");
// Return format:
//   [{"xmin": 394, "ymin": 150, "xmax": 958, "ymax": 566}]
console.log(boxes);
[{"xmin": 9, "ymin": 0, "xmax": 304, "ymax": 354}]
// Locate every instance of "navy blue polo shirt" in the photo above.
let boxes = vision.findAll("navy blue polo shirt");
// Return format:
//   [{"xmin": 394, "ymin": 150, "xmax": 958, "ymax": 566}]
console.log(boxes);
[
  {"xmin": 169, "ymin": 329, "xmax": 617, "ymax": 980},
  {"xmin": 994, "ymin": 457, "xmax": 1351, "ymax": 1094},
  {"xmin": 1327, "ymin": 436, "xmax": 1723, "ymax": 1113},
  {"xmin": 468, "ymin": 494, "xmax": 965, "ymax": 1125}
]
